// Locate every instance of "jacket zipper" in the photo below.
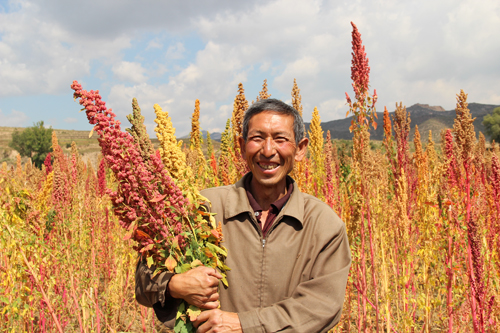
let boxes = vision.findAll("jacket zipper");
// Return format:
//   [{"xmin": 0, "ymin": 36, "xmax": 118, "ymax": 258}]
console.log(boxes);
[
  {"xmin": 250, "ymin": 213, "xmax": 284, "ymax": 248},
  {"xmin": 249, "ymin": 211, "xmax": 285, "ymax": 307},
  {"xmin": 262, "ymin": 216, "xmax": 284, "ymax": 247},
  {"xmin": 248, "ymin": 212, "xmax": 266, "ymax": 307}
]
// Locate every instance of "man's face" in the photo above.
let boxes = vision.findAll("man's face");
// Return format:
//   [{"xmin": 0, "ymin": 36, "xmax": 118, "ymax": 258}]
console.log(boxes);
[{"xmin": 239, "ymin": 111, "xmax": 308, "ymax": 190}]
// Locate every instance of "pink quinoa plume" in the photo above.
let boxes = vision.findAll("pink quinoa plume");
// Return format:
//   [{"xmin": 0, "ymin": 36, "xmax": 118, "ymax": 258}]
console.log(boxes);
[
  {"xmin": 71, "ymin": 81, "xmax": 192, "ymax": 255},
  {"xmin": 350, "ymin": 21, "xmax": 370, "ymax": 99}
]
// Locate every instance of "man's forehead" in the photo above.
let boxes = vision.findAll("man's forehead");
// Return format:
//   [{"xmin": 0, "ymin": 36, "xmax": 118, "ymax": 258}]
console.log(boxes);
[
  {"xmin": 248, "ymin": 111, "xmax": 294, "ymax": 127},
  {"xmin": 248, "ymin": 113, "xmax": 294, "ymax": 135}
]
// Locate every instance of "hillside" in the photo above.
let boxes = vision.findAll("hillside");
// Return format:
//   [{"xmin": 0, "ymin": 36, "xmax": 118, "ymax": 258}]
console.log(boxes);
[
  {"xmin": 0, "ymin": 127, "xmax": 103, "ymax": 167},
  {"xmin": 0, "ymin": 127, "xmax": 220, "ymax": 167},
  {"xmin": 2, "ymin": 101, "xmax": 497, "ymax": 166},
  {"xmin": 305, "ymin": 102, "xmax": 499, "ymax": 142},
  {"xmin": 0, "ymin": 127, "xmax": 111, "ymax": 153}
]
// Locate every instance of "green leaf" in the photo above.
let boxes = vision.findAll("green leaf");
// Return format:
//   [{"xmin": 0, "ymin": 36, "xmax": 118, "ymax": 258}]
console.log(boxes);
[
  {"xmin": 174, "ymin": 301, "xmax": 195, "ymax": 332},
  {"xmin": 146, "ymin": 256, "xmax": 154, "ymax": 268},
  {"xmin": 209, "ymin": 214, "xmax": 217, "ymax": 229},
  {"xmin": 186, "ymin": 305, "xmax": 201, "ymax": 322},
  {"xmin": 179, "ymin": 263, "xmax": 191, "ymax": 273},
  {"xmin": 190, "ymin": 259, "xmax": 203, "ymax": 268},
  {"xmin": 165, "ymin": 255, "xmax": 177, "ymax": 272},
  {"xmin": 185, "ymin": 247, "xmax": 193, "ymax": 259},
  {"xmin": 206, "ymin": 243, "xmax": 227, "ymax": 256},
  {"xmin": 176, "ymin": 302, "xmax": 185, "ymax": 319},
  {"xmin": 185, "ymin": 322, "xmax": 195, "ymax": 333},
  {"xmin": 215, "ymin": 254, "xmax": 230, "ymax": 271},
  {"xmin": 152, "ymin": 267, "xmax": 163, "ymax": 278},
  {"xmin": 221, "ymin": 276, "xmax": 229, "ymax": 287},
  {"xmin": 174, "ymin": 318, "xmax": 189, "ymax": 333},
  {"xmin": 197, "ymin": 194, "xmax": 211, "ymax": 205}
]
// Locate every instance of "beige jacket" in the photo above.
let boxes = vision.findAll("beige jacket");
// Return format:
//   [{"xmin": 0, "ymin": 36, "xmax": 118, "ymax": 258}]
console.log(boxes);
[{"xmin": 135, "ymin": 174, "xmax": 351, "ymax": 333}]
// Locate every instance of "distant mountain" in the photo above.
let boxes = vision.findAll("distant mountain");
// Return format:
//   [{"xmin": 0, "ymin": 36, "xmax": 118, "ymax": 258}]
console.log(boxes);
[
  {"xmin": 207, "ymin": 131, "xmax": 222, "ymax": 141},
  {"xmin": 413, "ymin": 103, "xmax": 446, "ymax": 112},
  {"xmin": 304, "ymin": 102, "xmax": 499, "ymax": 142},
  {"xmin": 180, "ymin": 130, "xmax": 222, "ymax": 142}
]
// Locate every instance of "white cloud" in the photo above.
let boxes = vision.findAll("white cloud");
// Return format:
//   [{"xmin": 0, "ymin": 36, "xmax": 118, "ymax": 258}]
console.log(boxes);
[
  {"xmin": 106, "ymin": 80, "xmax": 230, "ymax": 138},
  {"xmin": 0, "ymin": 0, "xmax": 269, "ymax": 103},
  {"xmin": 112, "ymin": 61, "xmax": 147, "ymax": 84},
  {"xmin": 218, "ymin": 0, "xmax": 500, "ymax": 113},
  {"xmin": 64, "ymin": 117, "xmax": 78, "ymax": 123},
  {"xmin": 275, "ymin": 57, "xmax": 320, "ymax": 83},
  {"xmin": 146, "ymin": 38, "xmax": 163, "ymax": 50},
  {"xmin": 0, "ymin": 109, "xmax": 28, "ymax": 126},
  {"xmin": 2, "ymin": 0, "xmax": 500, "ymax": 135},
  {"xmin": 0, "ymin": 1, "xmax": 131, "ymax": 97},
  {"xmin": 104, "ymin": 39, "xmax": 256, "ymax": 136},
  {"xmin": 483, "ymin": 93, "xmax": 500, "ymax": 106},
  {"xmin": 106, "ymin": 41, "xmax": 253, "ymax": 136},
  {"xmin": 105, "ymin": 0, "xmax": 500, "ymax": 135},
  {"xmin": 166, "ymin": 42, "xmax": 186, "ymax": 60},
  {"xmin": 34, "ymin": 0, "xmax": 267, "ymax": 38},
  {"xmin": 45, "ymin": 118, "xmax": 58, "ymax": 128},
  {"xmin": 318, "ymin": 98, "xmax": 349, "ymax": 122}
]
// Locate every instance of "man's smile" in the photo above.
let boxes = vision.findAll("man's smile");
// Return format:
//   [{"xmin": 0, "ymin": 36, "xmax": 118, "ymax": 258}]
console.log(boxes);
[{"xmin": 257, "ymin": 162, "xmax": 280, "ymax": 170}]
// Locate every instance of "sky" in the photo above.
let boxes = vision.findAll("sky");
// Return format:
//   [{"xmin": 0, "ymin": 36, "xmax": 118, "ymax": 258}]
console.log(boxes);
[{"xmin": 0, "ymin": 0, "xmax": 499, "ymax": 137}]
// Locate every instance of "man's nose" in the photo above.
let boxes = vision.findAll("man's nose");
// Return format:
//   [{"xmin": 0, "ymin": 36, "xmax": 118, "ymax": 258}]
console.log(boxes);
[{"xmin": 262, "ymin": 138, "xmax": 276, "ymax": 157}]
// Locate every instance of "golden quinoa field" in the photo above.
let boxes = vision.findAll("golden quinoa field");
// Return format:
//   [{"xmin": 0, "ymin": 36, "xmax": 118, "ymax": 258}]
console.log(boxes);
[{"xmin": 1, "ymin": 22, "xmax": 499, "ymax": 333}]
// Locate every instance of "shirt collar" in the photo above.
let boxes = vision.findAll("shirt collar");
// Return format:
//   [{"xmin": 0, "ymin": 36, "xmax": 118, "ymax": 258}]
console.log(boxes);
[{"xmin": 224, "ymin": 173, "xmax": 303, "ymax": 227}]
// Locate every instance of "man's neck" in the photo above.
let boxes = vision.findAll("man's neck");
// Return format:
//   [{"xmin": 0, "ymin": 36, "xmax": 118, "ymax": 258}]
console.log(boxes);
[{"xmin": 249, "ymin": 178, "xmax": 287, "ymax": 211}]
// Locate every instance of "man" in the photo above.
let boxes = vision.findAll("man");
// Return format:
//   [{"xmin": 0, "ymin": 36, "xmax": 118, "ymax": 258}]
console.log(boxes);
[{"xmin": 136, "ymin": 99, "xmax": 351, "ymax": 332}]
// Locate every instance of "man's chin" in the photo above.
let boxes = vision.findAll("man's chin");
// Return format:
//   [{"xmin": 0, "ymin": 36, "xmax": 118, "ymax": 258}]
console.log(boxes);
[{"xmin": 252, "ymin": 175, "xmax": 286, "ymax": 188}]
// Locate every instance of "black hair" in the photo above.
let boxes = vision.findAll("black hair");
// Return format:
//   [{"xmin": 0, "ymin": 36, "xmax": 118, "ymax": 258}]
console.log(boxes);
[{"xmin": 242, "ymin": 99, "xmax": 305, "ymax": 145}]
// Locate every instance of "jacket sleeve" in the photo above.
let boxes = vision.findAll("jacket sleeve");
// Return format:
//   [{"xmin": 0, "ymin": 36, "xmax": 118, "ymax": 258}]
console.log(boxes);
[
  {"xmin": 135, "ymin": 259, "xmax": 181, "ymax": 326},
  {"xmin": 237, "ymin": 225, "xmax": 352, "ymax": 333},
  {"xmin": 134, "ymin": 202, "xmax": 213, "ymax": 326}
]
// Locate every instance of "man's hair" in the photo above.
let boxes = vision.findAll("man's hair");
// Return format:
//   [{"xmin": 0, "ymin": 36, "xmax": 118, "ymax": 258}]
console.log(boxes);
[{"xmin": 242, "ymin": 98, "xmax": 305, "ymax": 145}]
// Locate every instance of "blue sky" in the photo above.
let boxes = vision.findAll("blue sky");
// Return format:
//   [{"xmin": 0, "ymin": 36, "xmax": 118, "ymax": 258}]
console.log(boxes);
[{"xmin": 1, "ymin": 0, "xmax": 499, "ymax": 137}]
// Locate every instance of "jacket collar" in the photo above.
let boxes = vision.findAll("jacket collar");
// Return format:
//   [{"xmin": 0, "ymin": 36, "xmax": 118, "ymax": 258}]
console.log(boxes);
[{"xmin": 224, "ymin": 173, "xmax": 304, "ymax": 227}]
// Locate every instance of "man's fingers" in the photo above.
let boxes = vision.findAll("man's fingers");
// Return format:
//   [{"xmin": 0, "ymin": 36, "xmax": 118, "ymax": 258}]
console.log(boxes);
[
  {"xmin": 206, "ymin": 267, "xmax": 223, "ymax": 280},
  {"xmin": 192, "ymin": 292, "xmax": 219, "ymax": 309},
  {"xmin": 169, "ymin": 266, "xmax": 221, "ymax": 306},
  {"xmin": 195, "ymin": 266, "xmax": 222, "ymax": 284},
  {"xmin": 193, "ymin": 309, "xmax": 211, "ymax": 328},
  {"xmin": 202, "ymin": 283, "xmax": 218, "ymax": 297},
  {"xmin": 206, "ymin": 275, "xmax": 219, "ymax": 286},
  {"xmin": 207, "ymin": 292, "xmax": 219, "ymax": 302},
  {"xmin": 198, "ymin": 292, "xmax": 219, "ymax": 306},
  {"xmin": 200, "ymin": 300, "xmax": 219, "ymax": 310}
]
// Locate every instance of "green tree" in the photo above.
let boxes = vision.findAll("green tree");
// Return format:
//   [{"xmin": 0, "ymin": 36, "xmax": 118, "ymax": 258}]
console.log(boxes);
[
  {"xmin": 483, "ymin": 106, "xmax": 500, "ymax": 143},
  {"xmin": 9, "ymin": 121, "xmax": 53, "ymax": 168}
]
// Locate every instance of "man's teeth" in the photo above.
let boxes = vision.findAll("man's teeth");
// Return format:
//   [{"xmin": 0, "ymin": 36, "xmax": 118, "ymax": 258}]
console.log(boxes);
[{"xmin": 259, "ymin": 164, "xmax": 278, "ymax": 170}]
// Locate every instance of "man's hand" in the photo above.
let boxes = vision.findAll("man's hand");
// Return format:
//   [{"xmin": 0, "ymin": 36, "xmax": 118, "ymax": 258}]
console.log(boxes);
[
  {"xmin": 168, "ymin": 266, "xmax": 222, "ymax": 309},
  {"xmin": 193, "ymin": 309, "xmax": 242, "ymax": 333}
]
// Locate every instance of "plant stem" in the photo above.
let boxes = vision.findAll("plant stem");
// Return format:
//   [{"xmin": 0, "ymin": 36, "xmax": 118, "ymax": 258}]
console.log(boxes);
[{"xmin": 5, "ymin": 223, "xmax": 64, "ymax": 333}]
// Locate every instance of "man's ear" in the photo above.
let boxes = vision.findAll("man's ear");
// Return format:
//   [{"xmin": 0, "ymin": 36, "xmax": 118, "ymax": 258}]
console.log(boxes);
[
  {"xmin": 295, "ymin": 137, "xmax": 309, "ymax": 162},
  {"xmin": 238, "ymin": 136, "xmax": 246, "ymax": 159}
]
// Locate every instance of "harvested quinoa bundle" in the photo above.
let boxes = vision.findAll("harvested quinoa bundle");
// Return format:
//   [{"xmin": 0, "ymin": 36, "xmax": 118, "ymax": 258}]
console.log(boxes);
[{"xmin": 71, "ymin": 81, "xmax": 229, "ymax": 333}]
